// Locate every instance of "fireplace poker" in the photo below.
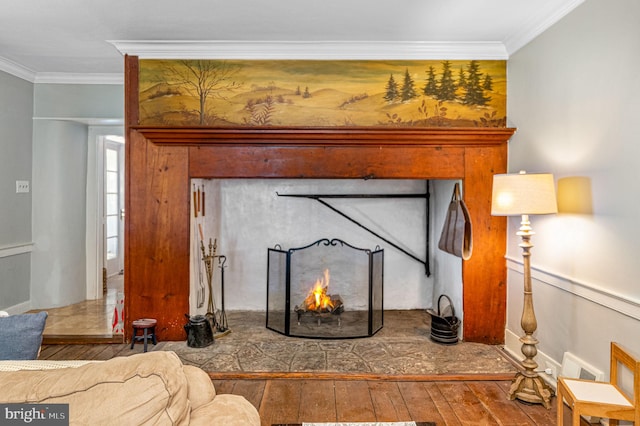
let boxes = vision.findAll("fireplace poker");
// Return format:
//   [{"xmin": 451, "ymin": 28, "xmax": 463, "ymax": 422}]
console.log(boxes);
[
  {"xmin": 216, "ymin": 255, "xmax": 228, "ymax": 332},
  {"xmin": 195, "ymin": 224, "xmax": 205, "ymax": 308},
  {"xmin": 200, "ymin": 235, "xmax": 218, "ymax": 331},
  {"xmin": 201, "ymin": 185, "xmax": 205, "ymax": 216},
  {"xmin": 193, "ymin": 184, "xmax": 198, "ymax": 218}
]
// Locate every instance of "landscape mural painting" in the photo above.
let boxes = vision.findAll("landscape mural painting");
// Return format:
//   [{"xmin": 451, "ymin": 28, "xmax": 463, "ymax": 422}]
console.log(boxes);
[{"xmin": 138, "ymin": 59, "xmax": 506, "ymax": 127}]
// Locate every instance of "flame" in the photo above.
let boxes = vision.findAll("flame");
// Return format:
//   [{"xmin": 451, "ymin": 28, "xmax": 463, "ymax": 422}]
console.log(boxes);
[{"xmin": 305, "ymin": 269, "xmax": 335, "ymax": 312}]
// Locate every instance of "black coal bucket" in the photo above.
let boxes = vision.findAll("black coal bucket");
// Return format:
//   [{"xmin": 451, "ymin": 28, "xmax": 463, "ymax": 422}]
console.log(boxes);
[
  {"xmin": 184, "ymin": 314, "xmax": 214, "ymax": 348},
  {"xmin": 427, "ymin": 294, "xmax": 460, "ymax": 345}
]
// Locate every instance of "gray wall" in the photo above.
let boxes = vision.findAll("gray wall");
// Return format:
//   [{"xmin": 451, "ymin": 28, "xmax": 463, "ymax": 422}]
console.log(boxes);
[
  {"xmin": 34, "ymin": 84, "xmax": 123, "ymax": 120},
  {"xmin": 28, "ymin": 83, "xmax": 123, "ymax": 309},
  {"xmin": 30, "ymin": 120, "xmax": 88, "ymax": 307},
  {"xmin": 0, "ymin": 80, "xmax": 123, "ymax": 311},
  {"xmin": 0, "ymin": 71, "xmax": 33, "ymax": 310},
  {"xmin": 507, "ymin": 0, "xmax": 640, "ymax": 378}
]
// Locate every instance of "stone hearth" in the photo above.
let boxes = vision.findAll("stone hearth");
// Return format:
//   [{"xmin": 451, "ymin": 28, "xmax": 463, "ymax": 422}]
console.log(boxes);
[{"xmin": 155, "ymin": 310, "xmax": 517, "ymax": 377}]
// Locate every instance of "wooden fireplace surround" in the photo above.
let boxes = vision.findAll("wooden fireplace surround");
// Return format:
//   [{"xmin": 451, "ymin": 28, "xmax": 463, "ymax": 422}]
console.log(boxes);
[{"xmin": 124, "ymin": 56, "xmax": 513, "ymax": 344}]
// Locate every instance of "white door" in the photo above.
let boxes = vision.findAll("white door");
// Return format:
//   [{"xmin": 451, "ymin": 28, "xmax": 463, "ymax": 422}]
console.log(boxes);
[{"xmin": 104, "ymin": 140, "xmax": 124, "ymax": 276}]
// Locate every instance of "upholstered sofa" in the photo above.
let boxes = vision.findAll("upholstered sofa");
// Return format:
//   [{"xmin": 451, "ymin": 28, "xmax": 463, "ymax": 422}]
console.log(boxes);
[{"xmin": 0, "ymin": 351, "xmax": 260, "ymax": 425}]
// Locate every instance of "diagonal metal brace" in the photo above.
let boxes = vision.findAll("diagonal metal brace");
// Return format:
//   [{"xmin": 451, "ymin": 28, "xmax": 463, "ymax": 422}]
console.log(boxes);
[{"xmin": 277, "ymin": 182, "xmax": 431, "ymax": 276}]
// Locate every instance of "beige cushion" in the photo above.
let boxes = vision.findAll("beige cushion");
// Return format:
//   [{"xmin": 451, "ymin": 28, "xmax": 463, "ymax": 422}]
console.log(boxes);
[
  {"xmin": 0, "ymin": 360, "xmax": 96, "ymax": 372},
  {"xmin": 182, "ymin": 364, "xmax": 216, "ymax": 410},
  {"xmin": 0, "ymin": 351, "xmax": 191, "ymax": 425},
  {"xmin": 190, "ymin": 394, "xmax": 261, "ymax": 426}
]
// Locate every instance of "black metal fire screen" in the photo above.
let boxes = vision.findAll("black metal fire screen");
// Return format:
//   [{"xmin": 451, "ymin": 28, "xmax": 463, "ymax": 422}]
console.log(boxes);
[{"xmin": 266, "ymin": 238, "xmax": 383, "ymax": 338}]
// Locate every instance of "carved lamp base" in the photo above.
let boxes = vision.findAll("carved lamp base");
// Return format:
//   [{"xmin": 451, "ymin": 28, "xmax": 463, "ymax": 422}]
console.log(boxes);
[{"xmin": 508, "ymin": 372, "xmax": 554, "ymax": 409}]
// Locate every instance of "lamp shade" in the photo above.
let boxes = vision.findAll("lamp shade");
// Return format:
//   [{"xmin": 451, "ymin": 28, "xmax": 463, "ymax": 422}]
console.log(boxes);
[{"xmin": 491, "ymin": 172, "xmax": 558, "ymax": 216}]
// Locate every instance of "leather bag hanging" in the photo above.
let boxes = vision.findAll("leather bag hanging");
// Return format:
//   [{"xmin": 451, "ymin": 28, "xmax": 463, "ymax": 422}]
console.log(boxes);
[{"xmin": 438, "ymin": 182, "xmax": 473, "ymax": 260}]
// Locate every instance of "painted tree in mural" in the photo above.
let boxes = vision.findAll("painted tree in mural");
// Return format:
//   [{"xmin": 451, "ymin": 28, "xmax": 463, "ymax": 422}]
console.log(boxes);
[
  {"xmin": 436, "ymin": 60, "xmax": 457, "ymax": 101},
  {"xmin": 400, "ymin": 68, "xmax": 418, "ymax": 102},
  {"xmin": 461, "ymin": 60, "xmax": 491, "ymax": 106},
  {"xmin": 384, "ymin": 74, "xmax": 399, "ymax": 102},
  {"xmin": 165, "ymin": 60, "xmax": 241, "ymax": 125},
  {"xmin": 423, "ymin": 66, "xmax": 438, "ymax": 96},
  {"xmin": 457, "ymin": 66, "xmax": 467, "ymax": 91},
  {"xmin": 483, "ymin": 73, "xmax": 494, "ymax": 91}
]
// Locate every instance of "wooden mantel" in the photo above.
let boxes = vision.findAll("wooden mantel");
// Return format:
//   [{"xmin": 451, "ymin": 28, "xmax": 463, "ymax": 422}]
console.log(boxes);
[{"xmin": 124, "ymin": 55, "xmax": 513, "ymax": 344}]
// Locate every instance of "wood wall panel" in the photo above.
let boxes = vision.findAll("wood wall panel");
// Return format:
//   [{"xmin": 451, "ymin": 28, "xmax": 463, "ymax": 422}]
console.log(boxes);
[
  {"xmin": 189, "ymin": 145, "xmax": 465, "ymax": 179},
  {"xmin": 462, "ymin": 145, "xmax": 508, "ymax": 343},
  {"xmin": 125, "ymin": 129, "xmax": 190, "ymax": 340}
]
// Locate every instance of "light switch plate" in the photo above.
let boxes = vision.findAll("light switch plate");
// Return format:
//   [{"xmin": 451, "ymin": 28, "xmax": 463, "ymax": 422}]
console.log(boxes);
[{"xmin": 16, "ymin": 180, "xmax": 30, "ymax": 193}]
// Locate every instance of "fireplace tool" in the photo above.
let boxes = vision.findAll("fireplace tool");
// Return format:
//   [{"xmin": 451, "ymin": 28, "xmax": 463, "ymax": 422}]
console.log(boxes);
[
  {"xmin": 200, "ymin": 236, "xmax": 219, "ymax": 332},
  {"xmin": 216, "ymin": 255, "xmax": 228, "ymax": 332},
  {"xmin": 194, "ymin": 224, "xmax": 205, "ymax": 308},
  {"xmin": 193, "ymin": 185, "xmax": 206, "ymax": 308}
]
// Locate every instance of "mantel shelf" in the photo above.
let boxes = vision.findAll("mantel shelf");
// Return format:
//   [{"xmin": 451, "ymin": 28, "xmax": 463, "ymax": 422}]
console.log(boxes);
[{"xmin": 133, "ymin": 126, "xmax": 516, "ymax": 146}]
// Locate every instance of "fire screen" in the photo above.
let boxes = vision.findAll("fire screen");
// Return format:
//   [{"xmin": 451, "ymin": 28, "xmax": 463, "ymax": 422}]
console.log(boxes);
[{"xmin": 267, "ymin": 238, "xmax": 383, "ymax": 338}]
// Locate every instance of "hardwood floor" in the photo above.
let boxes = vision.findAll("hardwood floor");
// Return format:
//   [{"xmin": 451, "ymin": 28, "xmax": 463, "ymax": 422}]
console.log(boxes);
[
  {"xmin": 29, "ymin": 274, "xmax": 124, "ymax": 344},
  {"xmin": 38, "ymin": 343, "xmax": 583, "ymax": 425}
]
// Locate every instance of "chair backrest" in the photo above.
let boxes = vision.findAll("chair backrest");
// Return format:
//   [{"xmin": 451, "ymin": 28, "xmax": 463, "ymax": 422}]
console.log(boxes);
[{"xmin": 610, "ymin": 342, "xmax": 640, "ymax": 416}]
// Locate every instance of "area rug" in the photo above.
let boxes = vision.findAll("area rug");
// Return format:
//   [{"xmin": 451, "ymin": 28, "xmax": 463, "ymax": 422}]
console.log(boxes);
[
  {"xmin": 272, "ymin": 422, "xmax": 435, "ymax": 426},
  {"xmin": 155, "ymin": 310, "xmax": 517, "ymax": 379}
]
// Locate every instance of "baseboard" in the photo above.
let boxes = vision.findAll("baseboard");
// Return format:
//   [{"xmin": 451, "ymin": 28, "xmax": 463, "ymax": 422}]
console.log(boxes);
[
  {"xmin": 2, "ymin": 301, "xmax": 32, "ymax": 315},
  {"xmin": 504, "ymin": 328, "xmax": 560, "ymax": 389}
]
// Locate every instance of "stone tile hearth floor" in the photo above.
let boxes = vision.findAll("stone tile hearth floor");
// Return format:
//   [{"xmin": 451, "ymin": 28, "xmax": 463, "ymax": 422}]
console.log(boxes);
[{"xmin": 154, "ymin": 310, "xmax": 518, "ymax": 378}]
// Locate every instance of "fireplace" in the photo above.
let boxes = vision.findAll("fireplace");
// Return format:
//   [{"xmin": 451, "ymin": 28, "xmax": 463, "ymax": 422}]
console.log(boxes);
[
  {"xmin": 267, "ymin": 238, "xmax": 383, "ymax": 338},
  {"xmin": 125, "ymin": 54, "xmax": 512, "ymax": 343}
]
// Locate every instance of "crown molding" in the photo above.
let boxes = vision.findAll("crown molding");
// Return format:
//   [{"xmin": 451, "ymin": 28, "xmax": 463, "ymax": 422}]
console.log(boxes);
[
  {"xmin": 0, "ymin": 56, "xmax": 36, "ymax": 82},
  {"xmin": 109, "ymin": 40, "xmax": 509, "ymax": 60},
  {"xmin": 34, "ymin": 72, "xmax": 123, "ymax": 85},
  {"xmin": 504, "ymin": 0, "xmax": 585, "ymax": 55},
  {"xmin": 2, "ymin": 40, "xmax": 514, "ymax": 85},
  {"xmin": 33, "ymin": 117, "xmax": 123, "ymax": 125},
  {"xmin": 0, "ymin": 56, "xmax": 123, "ymax": 84}
]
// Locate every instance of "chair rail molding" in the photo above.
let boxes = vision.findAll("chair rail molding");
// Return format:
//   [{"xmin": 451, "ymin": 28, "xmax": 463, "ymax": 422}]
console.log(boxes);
[
  {"xmin": 506, "ymin": 256, "xmax": 640, "ymax": 321},
  {"xmin": 0, "ymin": 242, "xmax": 34, "ymax": 259}
]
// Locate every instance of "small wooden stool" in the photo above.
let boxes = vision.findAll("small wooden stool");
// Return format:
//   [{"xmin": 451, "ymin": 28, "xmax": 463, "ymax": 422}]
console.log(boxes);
[{"xmin": 130, "ymin": 318, "xmax": 157, "ymax": 352}]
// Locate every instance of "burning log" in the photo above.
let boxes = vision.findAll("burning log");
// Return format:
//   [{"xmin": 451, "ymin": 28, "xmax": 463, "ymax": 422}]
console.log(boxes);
[{"xmin": 294, "ymin": 269, "xmax": 344, "ymax": 325}]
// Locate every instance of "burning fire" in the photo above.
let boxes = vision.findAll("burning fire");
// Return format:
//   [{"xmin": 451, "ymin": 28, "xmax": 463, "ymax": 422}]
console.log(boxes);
[{"xmin": 304, "ymin": 269, "xmax": 335, "ymax": 312}]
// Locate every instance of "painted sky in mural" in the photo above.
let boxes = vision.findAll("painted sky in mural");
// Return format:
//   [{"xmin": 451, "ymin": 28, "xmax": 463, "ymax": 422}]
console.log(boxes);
[{"xmin": 138, "ymin": 59, "xmax": 506, "ymax": 127}]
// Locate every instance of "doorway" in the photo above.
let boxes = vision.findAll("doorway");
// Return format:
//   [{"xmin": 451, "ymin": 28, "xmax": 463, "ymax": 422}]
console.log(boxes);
[
  {"xmin": 104, "ymin": 138, "xmax": 125, "ymax": 277},
  {"xmin": 86, "ymin": 126, "xmax": 125, "ymax": 302}
]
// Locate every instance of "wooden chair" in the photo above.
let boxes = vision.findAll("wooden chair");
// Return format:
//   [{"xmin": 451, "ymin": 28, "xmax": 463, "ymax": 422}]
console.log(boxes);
[{"xmin": 557, "ymin": 342, "xmax": 640, "ymax": 426}]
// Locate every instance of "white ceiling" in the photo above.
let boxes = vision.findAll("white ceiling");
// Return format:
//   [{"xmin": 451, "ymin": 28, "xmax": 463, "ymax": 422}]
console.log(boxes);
[{"xmin": 0, "ymin": 0, "xmax": 584, "ymax": 83}]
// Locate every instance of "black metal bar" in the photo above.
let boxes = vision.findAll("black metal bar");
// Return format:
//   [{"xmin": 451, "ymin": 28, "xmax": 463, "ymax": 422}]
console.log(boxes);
[
  {"xmin": 368, "ymin": 249, "xmax": 373, "ymax": 336},
  {"xmin": 316, "ymin": 198, "xmax": 426, "ymax": 265},
  {"xmin": 284, "ymin": 250, "xmax": 291, "ymax": 336},
  {"xmin": 277, "ymin": 192, "xmax": 428, "ymax": 199},
  {"xmin": 425, "ymin": 181, "xmax": 431, "ymax": 276},
  {"xmin": 276, "ymin": 183, "xmax": 432, "ymax": 276}
]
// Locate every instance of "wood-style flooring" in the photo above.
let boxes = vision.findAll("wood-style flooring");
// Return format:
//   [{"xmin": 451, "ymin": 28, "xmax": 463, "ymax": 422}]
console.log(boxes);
[
  {"xmin": 38, "ymin": 344, "xmax": 583, "ymax": 425},
  {"xmin": 30, "ymin": 275, "xmax": 124, "ymax": 344},
  {"xmin": 32, "ymin": 275, "xmax": 584, "ymax": 425}
]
